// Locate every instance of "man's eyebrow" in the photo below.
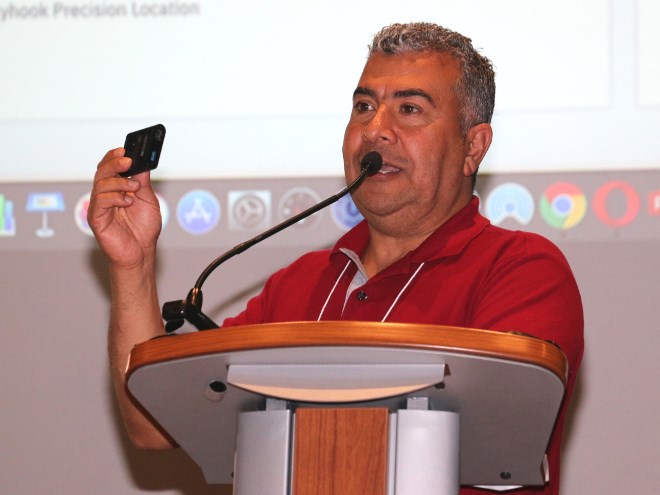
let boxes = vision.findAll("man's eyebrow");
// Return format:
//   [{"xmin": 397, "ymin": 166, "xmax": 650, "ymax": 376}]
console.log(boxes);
[
  {"xmin": 353, "ymin": 86, "xmax": 377, "ymax": 99},
  {"xmin": 352, "ymin": 87, "xmax": 436, "ymax": 106},
  {"xmin": 394, "ymin": 88, "xmax": 435, "ymax": 105}
]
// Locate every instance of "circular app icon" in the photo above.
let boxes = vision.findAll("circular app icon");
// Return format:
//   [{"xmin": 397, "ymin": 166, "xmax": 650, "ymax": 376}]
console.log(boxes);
[
  {"xmin": 331, "ymin": 194, "xmax": 363, "ymax": 231},
  {"xmin": 593, "ymin": 181, "xmax": 640, "ymax": 227},
  {"xmin": 228, "ymin": 190, "xmax": 271, "ymax": 230},
  {"xmin": 176, "ymin": 190, "xmax": 221, "ymax": 235},
  {"xmin": 485, "ymin": 183, "xmax": 534, "ymax": 225},
  {"xmin": 278, "ymin": 187, "xmax": 323, "ymax": 228},
  {"xmin": 74, "ymin": 193, "xmax": 94, "ymax": 236},
  {"xmin": 539, "ymin": 183, "xmax": 587, "ymax": 229}
]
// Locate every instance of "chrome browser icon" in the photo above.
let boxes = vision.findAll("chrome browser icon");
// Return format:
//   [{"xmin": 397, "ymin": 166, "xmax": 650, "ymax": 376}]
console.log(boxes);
[{"xmin": 539, "ymin": 183, "xmax": 587, "ymax": 229}]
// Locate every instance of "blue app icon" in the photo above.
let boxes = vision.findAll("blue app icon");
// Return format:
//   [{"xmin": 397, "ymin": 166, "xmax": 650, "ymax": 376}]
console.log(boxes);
[
  {"xmin": 176, "ymin": 190, "xmax": 221, "ymax": 235},
  {"xmin": 26, "ymin": 191, "xmax": 65, "ymax": 238},
  {"xmin": 485, "ymin": 183, "xmax": 534, "ymax": 225},
  {"xmin": 331, "ymin": 195, "xmax": 363, "ymax": 231}
]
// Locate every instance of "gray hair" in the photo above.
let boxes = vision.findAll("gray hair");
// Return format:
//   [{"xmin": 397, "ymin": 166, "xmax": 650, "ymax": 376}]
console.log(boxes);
[{"xmin": 369, "ymin": 22, "xmax": 495, "ymax": 135}]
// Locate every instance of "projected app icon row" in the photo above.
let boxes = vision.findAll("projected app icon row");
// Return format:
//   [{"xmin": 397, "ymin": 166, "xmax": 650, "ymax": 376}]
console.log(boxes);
[
  {"xmin": 174, "ymin": 189, "xmax": 365, "ymax": 234},
  {"xmin": 484, "ymin": 181, "xmax": 654, "ymax": 229},
  {"xmin": 2, "ymin": 179, "xmax": 657, "ymax": 241}
]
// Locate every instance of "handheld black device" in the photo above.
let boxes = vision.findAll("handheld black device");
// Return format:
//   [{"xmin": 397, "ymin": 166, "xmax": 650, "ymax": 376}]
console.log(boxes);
[{"xmin": 120, "ymin": 124, "xmax": 166, "ymax": 177}]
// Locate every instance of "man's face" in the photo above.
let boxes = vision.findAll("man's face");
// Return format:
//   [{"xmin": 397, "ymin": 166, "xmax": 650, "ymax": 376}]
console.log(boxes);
[{"xmin": 342, "ymin": 51, "xmax": 478, "ymax": 236}]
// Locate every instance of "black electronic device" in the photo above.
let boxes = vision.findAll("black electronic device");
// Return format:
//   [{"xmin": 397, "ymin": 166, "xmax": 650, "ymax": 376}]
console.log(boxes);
[{"xmin": 120, "ymin": 124, "xmax": 166, "ymax": 177}]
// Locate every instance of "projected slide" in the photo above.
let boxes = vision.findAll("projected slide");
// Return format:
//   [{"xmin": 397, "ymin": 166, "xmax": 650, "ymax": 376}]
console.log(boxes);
[{"xmin": 0, "ymin": 0, "xmax": 657, "ymax": 180}]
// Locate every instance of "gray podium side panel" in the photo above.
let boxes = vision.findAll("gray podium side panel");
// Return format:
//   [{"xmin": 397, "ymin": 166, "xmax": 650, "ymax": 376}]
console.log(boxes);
[{"xmin": 234, "ymin": 409, "xmax": 292, "ymax": 495}]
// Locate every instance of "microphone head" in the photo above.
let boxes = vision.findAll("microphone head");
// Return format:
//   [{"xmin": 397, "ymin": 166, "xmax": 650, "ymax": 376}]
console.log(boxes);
[{"xmin": 360, "ymin": 151, "xmax": 383, "ymax": 176}]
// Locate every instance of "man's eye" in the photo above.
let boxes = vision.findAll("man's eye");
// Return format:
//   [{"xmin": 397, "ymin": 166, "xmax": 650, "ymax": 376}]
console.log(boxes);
[
  {"xmin": 354, "ymin": 101, "xmax": 373, "ymax": 113},
  {"xmin": 401, "ymin": 104, "xmax": 419, "ymax": 114}
]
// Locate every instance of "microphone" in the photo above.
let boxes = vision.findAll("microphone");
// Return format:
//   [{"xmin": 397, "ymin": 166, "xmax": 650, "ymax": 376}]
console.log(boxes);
[
  {"xmin": 162, "ymin": 151, "xmax": 383, "ymax": 332},
  {"xmin": 360, "ymin": 150, "xmax": 383, "ymax": 176}
]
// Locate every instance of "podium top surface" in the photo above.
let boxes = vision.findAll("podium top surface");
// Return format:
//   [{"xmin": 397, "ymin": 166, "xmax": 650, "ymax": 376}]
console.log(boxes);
[{"xmin": 127, "ymin": 321, "xmax": 567, "ymax": 384}]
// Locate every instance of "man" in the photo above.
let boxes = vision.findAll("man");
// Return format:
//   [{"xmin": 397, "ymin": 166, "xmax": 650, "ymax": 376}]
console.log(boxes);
[{"xmin": 89, "ymin": 22, "xmax": 583, "ymax": 494}]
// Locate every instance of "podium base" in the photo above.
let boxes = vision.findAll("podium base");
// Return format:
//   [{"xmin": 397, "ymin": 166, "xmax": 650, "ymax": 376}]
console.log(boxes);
[{"xmin": 233, "ymin": 400, "xmax": 459, "ymax": 495}]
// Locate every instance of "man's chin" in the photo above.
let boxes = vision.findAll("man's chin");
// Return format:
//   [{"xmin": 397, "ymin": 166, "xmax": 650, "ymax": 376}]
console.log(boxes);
[{"xmin": 355, "ymin": 198, "xmax": 405, "ymax": 223}]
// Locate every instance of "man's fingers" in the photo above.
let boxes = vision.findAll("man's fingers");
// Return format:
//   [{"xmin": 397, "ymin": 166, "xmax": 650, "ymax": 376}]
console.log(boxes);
[
  {"xmin": 95, "ymin": 148, "xmax": 132, "ymax": 178},
  {"xmin": 88, "ymin": 190, "xmax": 131, "ymax": 222},
  {"xmin": 88, "ymin": 177, "xmax": 140, "ymax": 226},
  {"xmin": 96, "ymin": 147, "xmax": 123, "ymax": 169},
  {"xmin": 93, "ymin": 175, "xmax": 140, "ymax": 196}
]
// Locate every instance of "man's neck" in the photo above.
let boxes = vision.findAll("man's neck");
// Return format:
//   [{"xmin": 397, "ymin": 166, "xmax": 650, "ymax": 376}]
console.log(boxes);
[
  {"xmin": 359, "ymin": 195, "xmax": 475, "ymax": 278},
  {"xmin": 361, "ymin": 227, "xmax": 434, "ymax": 278}
]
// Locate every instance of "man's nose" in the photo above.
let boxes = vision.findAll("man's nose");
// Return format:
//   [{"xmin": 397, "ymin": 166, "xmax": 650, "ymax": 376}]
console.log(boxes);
[{"xmin": 362, "ymin": 106, "xmax": 397, "ymax": 144}]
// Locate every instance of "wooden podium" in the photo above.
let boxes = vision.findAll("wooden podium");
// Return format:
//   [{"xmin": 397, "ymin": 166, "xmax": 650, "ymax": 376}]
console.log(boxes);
[{"xmin": 126, "ymin": 321, "xmax": 567, "ymax": 495}]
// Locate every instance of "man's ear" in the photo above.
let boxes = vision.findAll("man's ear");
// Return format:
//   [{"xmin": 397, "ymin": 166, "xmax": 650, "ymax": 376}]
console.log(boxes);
[{"xmin": 463, "ymin": 123, "xmax": 493, "ymax": 177}]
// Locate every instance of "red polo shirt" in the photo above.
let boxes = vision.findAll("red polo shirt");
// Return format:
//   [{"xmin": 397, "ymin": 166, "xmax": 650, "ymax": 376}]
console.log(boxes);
[{"xmin": 223, "ymin": 196, "xmax": 584, "ymax": 495}]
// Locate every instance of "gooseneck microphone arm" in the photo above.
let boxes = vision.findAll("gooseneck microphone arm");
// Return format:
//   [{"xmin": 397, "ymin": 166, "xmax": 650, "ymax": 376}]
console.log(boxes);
[{"xmin": 162, "ymin": 151, "xmax": 383, "ymax": 332}]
